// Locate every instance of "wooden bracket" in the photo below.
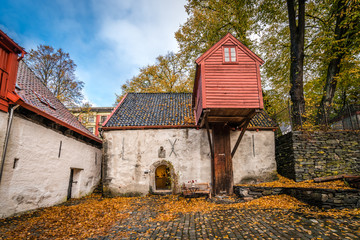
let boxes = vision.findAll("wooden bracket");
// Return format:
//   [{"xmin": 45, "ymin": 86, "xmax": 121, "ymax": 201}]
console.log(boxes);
[
  {"xmin": 231, "ymin": 118, "xmax": 251, "ymax": 158},
  {"xmin": 204, "ymin": 115, "xmax": 214, "ymax": 160},
  {"xmin": 199, "ymin": 109, "xmax": 210, "ymax": 128}
]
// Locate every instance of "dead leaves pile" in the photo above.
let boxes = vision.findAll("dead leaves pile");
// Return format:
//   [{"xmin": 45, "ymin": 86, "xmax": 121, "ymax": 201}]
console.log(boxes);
[
  {"xmin": 241, "ymin": 174, "xmax": 353, "ymax": 190},
  {"xmin": 230, "ymin": 195, "xmax": 360, "ymax": 219},
  {"xmin": 148, "ymin": 195, "xmax": 360, "ymax": 222},
  {"xmin": 0, "ymin": 194, "xmax": 136, "ymax": 240},
  {"xmin": 230, "ymin": 194, "xmax": 308, "ymax": 210}
]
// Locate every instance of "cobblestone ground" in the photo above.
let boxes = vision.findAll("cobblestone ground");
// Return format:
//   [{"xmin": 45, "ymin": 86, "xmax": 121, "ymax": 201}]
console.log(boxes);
[{"xmin": 96, "ymin": 197, "xmax": 360, "ymax": 240}]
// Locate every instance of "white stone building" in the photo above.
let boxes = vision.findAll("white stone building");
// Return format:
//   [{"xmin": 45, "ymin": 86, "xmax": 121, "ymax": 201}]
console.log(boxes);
[
  {"xmin": 102, "ymin": 93, "xmax": 277, "ymax": 196},
  {"xmin": 102, "ymin": 34, "xmax": 277, "ymax": 196},
  {"xmin": 0, "ymin": 30, "xmax": 102, "ymax": 218}
]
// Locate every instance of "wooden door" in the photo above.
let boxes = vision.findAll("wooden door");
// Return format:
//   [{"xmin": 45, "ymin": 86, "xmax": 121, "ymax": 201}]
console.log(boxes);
[
  {"xmin": 212, "ymin": 123, "xmax": 233, "ymax": 195},
  {"xmin": 67, "ymin": 169, "xmax": 74, "ymax": 200}
]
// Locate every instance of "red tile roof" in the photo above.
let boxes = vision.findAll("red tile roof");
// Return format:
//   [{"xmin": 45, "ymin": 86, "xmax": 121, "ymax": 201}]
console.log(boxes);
[{"xmin": 15, "ymin": 61, "xmax": 101, "ymax": 143}]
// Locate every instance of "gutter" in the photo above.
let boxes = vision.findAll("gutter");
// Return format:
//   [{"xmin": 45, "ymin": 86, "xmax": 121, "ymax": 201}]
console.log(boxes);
[{"xmin": 0, "ymin": 104, "xmax": 19, "ymax": 184}]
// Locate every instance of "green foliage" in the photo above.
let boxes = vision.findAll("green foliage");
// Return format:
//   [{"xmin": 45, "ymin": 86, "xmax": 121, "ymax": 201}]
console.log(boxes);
[
  {"xmin": 25, "ymin": 45, "xmax": 84, "ymax": 107},
  {"xmin": 117, "ymin": 52, "xmax": 192, "ymax": 103},
  {"xmin": 175, "ymin": 0, "xmax": 257, "ymax": 64},
  {"xmin": 175, "ymin": 0, "xmax": 360, "ymax": 129},
  {"xmin": 116, "ymin": 0, "xmax": 359, "ymax": 130}
]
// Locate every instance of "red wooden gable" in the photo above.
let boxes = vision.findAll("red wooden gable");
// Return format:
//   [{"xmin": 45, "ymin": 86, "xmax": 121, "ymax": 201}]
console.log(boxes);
[
  {"xmin": 0, "ymin": 29, "xmax": 26, "ymax": 112},
  {"xmin": 193, "ymin": 33, "xmax": 264, "ymax": 126}
]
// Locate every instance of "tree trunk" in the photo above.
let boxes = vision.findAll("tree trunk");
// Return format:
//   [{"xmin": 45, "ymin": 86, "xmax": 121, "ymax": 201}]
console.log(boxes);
[
  {"xmin": 317, "ymin": 0, "xmax": 348, "ymax": 124},
  {"xmin": 287, "ymin": 0, "xmax": 306, "ymax": 129}
]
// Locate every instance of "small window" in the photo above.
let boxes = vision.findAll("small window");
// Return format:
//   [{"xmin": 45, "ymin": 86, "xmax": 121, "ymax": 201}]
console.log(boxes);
[
  {"xmin": 13, "ymin": 158, "xmax": 19, "ymax": 169},
  {"xmin": 88, "ymin": 116, "xmax": 94, "ymax": 123},
  {"xmin": 81, "ymin": 117, "xmax": 87, "ymax": 123},
  {"xmin": 88, "ymin": 127, "xmax": 94, "ymax": 133},
  {"xmin": 224, "ymin": 47, "xmax": 237, "ymax": 63}
]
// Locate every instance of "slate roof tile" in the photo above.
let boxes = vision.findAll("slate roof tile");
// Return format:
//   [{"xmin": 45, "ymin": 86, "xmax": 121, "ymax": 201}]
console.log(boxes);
[
  {"xmin": 16, "ymin": 61, "xmax": 100, "ymax": 141},
  {"xmin": 105, "ymin": 93, "xmax": 276, "ymax": 128}
]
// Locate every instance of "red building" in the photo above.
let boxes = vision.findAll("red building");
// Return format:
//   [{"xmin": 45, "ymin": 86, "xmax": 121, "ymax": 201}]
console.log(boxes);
[
  {"xmin": 192, "ymin": 33, "xmax": 265, "ymax": 194},
  {"xmin": 193, "ymin": 33, "xmax": 264, "ymax": 126},
  {"xmin": 0, "ymin": 29, "xmax": 26, "ymax": 112}
]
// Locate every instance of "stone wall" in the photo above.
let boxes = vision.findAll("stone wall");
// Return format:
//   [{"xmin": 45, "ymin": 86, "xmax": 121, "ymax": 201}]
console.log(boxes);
[
  {"xmin": 103, "ymin": 128, "xmax": 276, "ymax": 196},
  {"xmin": 234, "ymin": 186, "xmax": 360, "ymax": 209},
  {"xmin": 0, "ymin": 114, "xmax": 102, "ymax": 218},
  {"xmin": 276, "ymin": 131, "xmax": 360, "ymax": 181}
]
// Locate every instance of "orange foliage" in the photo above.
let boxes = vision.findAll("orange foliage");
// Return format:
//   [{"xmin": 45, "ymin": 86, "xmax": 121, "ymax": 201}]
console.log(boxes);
[
  {"xmin": 239, "ymin": 174, "xmax": 353, "ymax": 190},
  {"xmin": 0, "ymin": 194, "xmax": 136, "ymax": 240}
]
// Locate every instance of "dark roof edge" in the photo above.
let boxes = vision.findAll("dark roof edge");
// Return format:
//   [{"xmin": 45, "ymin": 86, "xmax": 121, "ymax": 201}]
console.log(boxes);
[
  {"xmin": 103, "ymin": 125, "xmax": 196, "ymax": 130},
  {"xmin": 103, "ymin": 125, "xmax": 277, "ymax": 131},
  {"xmin": 103, "ymin": 92, "xmax": 128, "ymax": 127},
  {"xmin": 18, "ymin": 100, "xmax": 102, "ymax": 144}
]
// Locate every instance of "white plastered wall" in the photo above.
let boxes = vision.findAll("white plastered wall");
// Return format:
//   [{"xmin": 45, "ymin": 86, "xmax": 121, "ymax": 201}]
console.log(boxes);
[
  {"xmin": 103, "ymin": 128, "xmax": 276, "ymax": 196},
  {"xmin": 0, "ymin": 114, "xmax": 102, "ymax": 218}
]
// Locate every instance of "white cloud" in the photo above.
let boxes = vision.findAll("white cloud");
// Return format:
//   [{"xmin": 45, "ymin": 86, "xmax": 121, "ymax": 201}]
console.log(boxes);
[{"xmin": 96, "ymin": 0, "xmax": 187, "ymax": 67}]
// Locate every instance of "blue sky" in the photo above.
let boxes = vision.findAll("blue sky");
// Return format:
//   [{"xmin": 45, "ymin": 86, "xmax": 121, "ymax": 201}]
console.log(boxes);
[{"xmin": 0, "ymin": 0, "xmax": 188, "ymax": 106}]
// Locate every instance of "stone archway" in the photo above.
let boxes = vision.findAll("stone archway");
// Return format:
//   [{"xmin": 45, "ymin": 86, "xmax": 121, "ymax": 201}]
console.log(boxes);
[{"xmin": 150, "ymin": 160, "xmax": 176, "ymax": 194}]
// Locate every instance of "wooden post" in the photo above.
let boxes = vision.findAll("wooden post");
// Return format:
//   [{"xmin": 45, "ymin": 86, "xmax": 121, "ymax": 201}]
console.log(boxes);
[{"xmin": 212, "ymin": 123, "xmax": 233, "ymax": 195}]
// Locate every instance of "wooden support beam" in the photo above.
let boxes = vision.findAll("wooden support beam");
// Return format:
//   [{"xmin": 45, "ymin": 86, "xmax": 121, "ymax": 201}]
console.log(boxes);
[
  {"xmin": 231, "ymin": 118, "xmax": 251, "ymax": 158},
  {"xmin": 207, "ymin": 116, "xmax": 247, "ymax": 122},
  {"xmin": 235, "ymin": 118, "xmax": 248, "ymax": 129},
  {"xmin": 204, "ymin": 116, "xmax": 214, "ymax": 161},
  {"xmin": 199, "ymin": 109, "xmax": 210, "ymax": 128},
  {"xmin": 212, "ymin": 123, "xmax": 232, "ymax": 195}
]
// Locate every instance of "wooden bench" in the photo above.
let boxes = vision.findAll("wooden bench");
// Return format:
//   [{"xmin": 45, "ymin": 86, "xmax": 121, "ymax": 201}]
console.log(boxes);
[{"xmin": 181, "ymin": 182, "xmax": 212, "ymax": 199}]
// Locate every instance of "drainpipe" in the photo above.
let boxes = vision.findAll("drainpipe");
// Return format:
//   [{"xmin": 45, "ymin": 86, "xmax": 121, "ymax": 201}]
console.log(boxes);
[{"xmin": 0, "ymin": 105, "xmax": 19, "ymax": 184}]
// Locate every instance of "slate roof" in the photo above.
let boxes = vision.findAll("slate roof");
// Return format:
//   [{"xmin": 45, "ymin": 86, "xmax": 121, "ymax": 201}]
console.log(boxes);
[
  {"xmin": 104, "ymin": 93, "xmax": 194, "ymax": 127},
  {"xmin": 104, "ymin": 93, "xmax": 276, "ymax": 129},
  {"xmin": 249, "ymin": 110, "xmax": 277, "ymax": 128},
  {"xmin": 15, "ymin": 61, "xmax": 101, "ymax": 142}
]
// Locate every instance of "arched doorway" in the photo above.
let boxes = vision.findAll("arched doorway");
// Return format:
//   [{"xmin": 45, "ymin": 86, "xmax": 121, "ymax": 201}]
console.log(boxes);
[
  {"xmin": 150, "ymin": 160, "xmax": 176, "ymax": 194},
  {"xmin": 155, "ymin": 165, "xmax": 171, "ymax": 190}
]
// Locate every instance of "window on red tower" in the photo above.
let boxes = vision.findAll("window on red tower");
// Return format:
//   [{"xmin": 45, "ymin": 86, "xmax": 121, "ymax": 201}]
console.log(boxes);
[{"xmin": 224, "ymin": 47, "xmax": 236, "ymax": 62}]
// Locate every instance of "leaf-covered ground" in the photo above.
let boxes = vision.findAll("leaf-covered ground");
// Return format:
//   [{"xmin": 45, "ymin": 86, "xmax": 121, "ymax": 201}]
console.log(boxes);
[
  {"xmin": 0, "ymin": 194, "xmax": 135, "ymax": 239},
  {"xmin": 1, "ymin": 194, "xmax": 359, "ymax": 239},
  {"xmin": 238, "ymin": 174, "xmax": 354, "ymax": 190}
]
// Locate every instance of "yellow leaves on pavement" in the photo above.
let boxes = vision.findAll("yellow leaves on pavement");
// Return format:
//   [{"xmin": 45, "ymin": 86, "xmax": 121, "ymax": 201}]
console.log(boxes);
[
  {"xmin": 0, "ymin": 194, "xmax": 136, "ymax": 240},
  {"xmin": 239, "ymin": 174, "xmax": 353, "ymax": 190}
]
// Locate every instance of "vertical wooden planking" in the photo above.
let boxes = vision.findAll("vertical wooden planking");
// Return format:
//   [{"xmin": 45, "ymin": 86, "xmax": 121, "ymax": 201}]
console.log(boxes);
[{"xmin": 212, "ymin": 123, "xmax": 233, "ymax": 195}]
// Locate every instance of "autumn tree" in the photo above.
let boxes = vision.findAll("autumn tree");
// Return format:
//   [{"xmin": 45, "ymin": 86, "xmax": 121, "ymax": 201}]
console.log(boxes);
[
  {"xmin": 286, "ymin": 0, "xmax": 306, "ymax": 128},
  {"xmin": 316, "ymin": 0, "xmax": 360, "ymax": 124},
  {"xmin": 175, "ymin": 0, "xmax": 256, "ymax": 66},
  {"xmin": 25, "ymin": 45, "xmax": 84, "ymax": 107},
  {"xmin": 176, "ymin": 0, "xmax": 359, "ymax": 129},
  {"xmin": 117, "ymin": 52, "xmax": 192, "ymax": 102},
  {"xmin": 76, "ymin": 101, "xmax": 93, "ymax": 125}
]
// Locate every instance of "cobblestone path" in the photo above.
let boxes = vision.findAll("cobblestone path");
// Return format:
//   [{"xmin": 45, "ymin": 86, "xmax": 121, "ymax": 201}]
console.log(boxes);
[{"xmin": 98, "ymin": 197, "xmax": 360, "ymax": 240}]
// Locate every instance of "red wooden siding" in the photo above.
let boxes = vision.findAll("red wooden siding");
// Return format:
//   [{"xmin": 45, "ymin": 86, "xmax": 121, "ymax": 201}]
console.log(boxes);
[
  {"xmin": 204, "ymin": 41, "xmax": 260, "ymax": 109},
  {"xmin": 193, "ymin": 33, "xmax": 264, "ymax": 125},
  {"xmin": 0, "ymin": 30, "xmax": 25, "ymax": 112},
  {"xmin": 195, "ymin": 74, "xmax": 203, "ymax": 124}
]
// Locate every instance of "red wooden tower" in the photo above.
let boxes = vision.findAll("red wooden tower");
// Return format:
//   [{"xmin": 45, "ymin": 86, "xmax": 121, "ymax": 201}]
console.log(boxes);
[
  {"xmin": 0, "ymin": 29, "xmax": 26, "ymax": 112},
  {"xmin": 192, "ymin": 33, "xmax": 264, "ymax": 195}
]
